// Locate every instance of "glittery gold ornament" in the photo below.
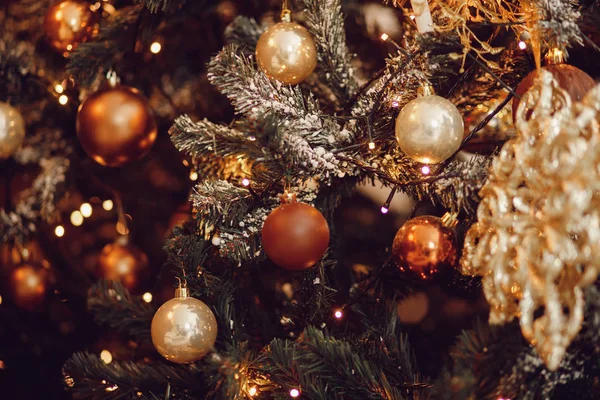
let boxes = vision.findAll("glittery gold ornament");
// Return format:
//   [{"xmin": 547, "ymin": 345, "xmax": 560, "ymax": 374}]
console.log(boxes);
[
  {"xmin": 43, "ymin": 1, "xmax": 98, "ymax": 54},
  {"xmin": 462, "ymin": 70, "xmax": 600, "ymax": 371},
  {"xmin": 255, "ymin": 11, "xmax": 317, "ymax": 85},
  {"xmin": 0, "ymin": 102, "xmax": 25, "ymax": 159},
  {"xmin": 395, "ymin": 88, "xmax": 464, "ymax": 164},
  {"xmin": 151, "ymin": 282, "xmax": 218, "ymax": 364}
]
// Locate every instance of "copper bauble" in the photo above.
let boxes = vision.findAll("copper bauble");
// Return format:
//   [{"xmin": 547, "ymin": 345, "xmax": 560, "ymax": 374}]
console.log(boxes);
[
  {"xmin": 0, "ymin": 102, "xmax": 25, "ymax": 159},
  {"xmin": 9, "ymin": 264, "xmax": 48, "ymax": 311},
  {"xmin": 261, "ymin": 202, "xmax": 330, "ymax": 270},
  {"xmin": 151, "ymin": 288, "xmax": 218, "ymax": 364},
  {"xmin": 512, "ymin": 64, "xmax": 595, "ymax": 122},
  {"xmin": 392, "ymin": 216, "xmax": 458, "ymax": 279},
  {"xmin": 44, "ymin": 1, "xmax": 98, "ymax": 54},
  {"xmin": 97, "ymin": 241, "xmax": 148, "ymax": 291},
  {"xmin": 76, "ymin": 85, "xmax": 157, "ymax": 167},
  {"xmin": 256, "ymin": 22, "xmax": 317, "ymax": 85}
]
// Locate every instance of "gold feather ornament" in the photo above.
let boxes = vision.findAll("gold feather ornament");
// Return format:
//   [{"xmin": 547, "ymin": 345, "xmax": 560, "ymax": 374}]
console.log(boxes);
[{"xmin": 462, "ymin": 70, "xmax": 600, "ymax": 371}]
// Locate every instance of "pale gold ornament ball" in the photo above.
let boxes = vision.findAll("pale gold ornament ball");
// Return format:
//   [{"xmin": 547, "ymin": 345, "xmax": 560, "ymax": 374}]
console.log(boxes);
[
  {"xmin": 395, "ymin": 95, "xmax": 464, "ymax": 164},
  {"xmin": 256, "ymin": 22, "xmax": 317, "ymax": 85},
  {"xmin": 0, "ymin": 102, "xmax": 25, "ymax": 159},
  {"xmin": 151, "ymin": 287, "xmax": 218, "ymax": 364}
]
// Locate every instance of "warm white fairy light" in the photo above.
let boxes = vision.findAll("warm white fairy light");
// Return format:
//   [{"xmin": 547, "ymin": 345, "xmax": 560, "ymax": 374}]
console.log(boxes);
[
  {"xmin": 242, "ymin": 178, "xmax": 250, "ymax": 187},
  {"xmin": 248, "ymin": 387, "xmax": 258, "ymax": 396},
  {"xmin": 368, "ymin": 142, "xmax": 375, "ymax": 150},
  {"xmin": 289, "ymin": 389, "xmax": 300, "ymax": 398},
  {"xmin": 55, "ymin": 84, "xmax": 64, "ymax": 94},
  {"xmin": 70, "ymin": 211, "xmax": 84, "ymax": 226},
  {"xmin": 150, "ymin": 42, "xmax": 162, "ymax": 54},
  {"xmin": 380, "ymin": 33, "xmax": 389, "ymax": 41},
  {"xmin": 189, "ymin": 171, "xmax": 199, "ymax": 181},
  {"xmin": 142, "ymin": 292, "xmax": 153, "ymax": 303},
  {"xmin": 334, "ymin": 310, "xmax": 343, "ymax": 319},
  {"xmin": 59, "ymin": 95, "xmax": 68, "ymax": 105},
  {"xmin": 80, "ymin": 203, "xmax": 93, "ymax": 218},
  {"xmin": 55, "ymin": 225, "xmax": 65, "ymax": 237},
  {"xmin": 518, "ymin": 41, "xmax": 527, "ymax": 50},
  {"xmin": 102, "ymin": 199, "xmax": 114, "ymax": 211},
  {"xmin": 421, "ymin": 165, "xmax": 431, "ymax": 175},
  {"xmin": 381, "ymin": 206, "xmax": 389, "ymax": 214},
  {"xmin": 100, "ymin": 350, "xmax": 113, "ymax": 364}
]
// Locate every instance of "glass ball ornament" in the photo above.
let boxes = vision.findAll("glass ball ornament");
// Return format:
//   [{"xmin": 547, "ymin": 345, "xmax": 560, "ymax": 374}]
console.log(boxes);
[
  {"xmin": 256, "ymin": 22, "xmax": 317, "ymax": 85},
  {"xmin": 261, "ymin": 201, "xmax": 330, "ymax": 270},
  {"xmin": 43, "ymin": 0, "xmax": 98, "ymax": 54},
  {"xmin": 76, "ymin": 85, "xmax": 158, "ymax": 167},
  {"xmin": 395, "ymin": 95, "xmax": 464, "ymax": 164},
  {"xmin": 97, "ymin": 241, "xmax": 148, "ymax": 292},
  {"xmin": 392, "ymin": 216, "xmax": 458, "ymax": 280},
  {"xmin": 151, "ymin": 285, "xmax": 218, "ymax": 364},
  {"xmin": 512, "ymin": 64, "xmax": 595, "ymax": 123},
  {"xmin": 0, "ymin": 102, "xmax": 25, "ymax": 159}
]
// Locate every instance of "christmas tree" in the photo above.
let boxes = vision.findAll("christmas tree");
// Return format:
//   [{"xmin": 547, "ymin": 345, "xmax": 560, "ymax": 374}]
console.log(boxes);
[{"xmin": 2, "ymin": 0, "xmax": 600, "ymax": 399}]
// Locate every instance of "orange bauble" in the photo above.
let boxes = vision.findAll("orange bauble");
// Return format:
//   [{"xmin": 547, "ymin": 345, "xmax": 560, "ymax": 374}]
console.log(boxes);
[
  {"xmin": 44, "ymin": 1, "xmax": 98, "ymax": 54},
  {"xmin": 97, "ymin": 242, "xmax": 148, "ymax": 291},
  {"xmin": 392, "ymin": 216, "xmax": 458, "ymax": 280},
  {"xmin": 9, "ymin": 264, "xmax": 48, "ymax": 311},
  {"xmin": 76, "ymin": 85, "xmax": 158, "ymax": 167},
  {"xmin": 512, "ymin": 64, "xmax": 595, "ymax": 122},
  {"xmin": 261, "ymin": 202, "xmax": 330, "ymax": 270}
]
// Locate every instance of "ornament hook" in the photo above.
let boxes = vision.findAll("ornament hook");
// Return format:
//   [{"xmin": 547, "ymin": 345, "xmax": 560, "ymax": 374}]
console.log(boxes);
[{"xmin": 281, "ymin": 0, "xmax": 291, "ymax": 22}]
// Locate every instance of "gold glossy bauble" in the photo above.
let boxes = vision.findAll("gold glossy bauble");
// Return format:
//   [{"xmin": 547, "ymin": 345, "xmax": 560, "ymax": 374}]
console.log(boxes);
[
  {"xmin": 151, "ymin": 294, "xmax": 218, "ymax": 364},
  {"xmin": 97, "ymin": 242, "xmax": 148, "ymax": 291},
  {"xmin": 512, "ymin": 64, "xmax": 595, "ymax": 122},
  {"xmin": 395, "ymin": 95, "xmax": 464, "ymax": 164},
  {"xmin": 44, "ymin": 1, "xmax": 98, "ymax": 54},
  {"xmin": 261, "ymin": 202, "xmax": 330, "ymax": 270},
  {"xmin": 0, "ymin": 102, "xmax": 25, "ymax": 159},
  {"xmin": 256, "ymin": 22, "xmax": 317, "ymax": 85},
  {"xmin": 76, "ymin": 85, "xmax": 158, "ymax": 167},
  {"xmin": 392, "ymin": 216, "xmax": 458, "ymax": 280},
  {"xmin": 9, "ymin": 264, "xmax": 48, "ymax": 311}
]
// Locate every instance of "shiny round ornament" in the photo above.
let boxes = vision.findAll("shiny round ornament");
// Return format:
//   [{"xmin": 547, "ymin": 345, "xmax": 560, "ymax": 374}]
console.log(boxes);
[
  {"xmin": 512, "ymin": 64, "xmax": 595, "ymax": 122},
  {"xmin": 0, "ymin": 102, "xmax": 25, "ymax": 159},
  {"xmin": 262, "ymin": 201, "xmax": 330, "ymax": 270},
  {"xmin": 256, "ymin": 22, "xmax": 317, "ymax": 85},
  {"xmin": 76, "ymin": 85, "xmax": 158, "ymax": 167},
  {"xmin": 395, "ymin": 95, "xmax": 464, "ymax": 164},
  {"xmin": 97, "ymin": 241, "xmax": 148, "ymax": 292},
  {"xmin": 44, "ymin": 0, "xmax": 98, "ymax": 54},
  {"xmin": 392, "ymin": 216, "xmax": 458, "ymax": 280},
  {"xmin": 151, "ymin": 289, "xmax": 218, "ymax": 364},
  {"xmin": 9, "ymin": 263, "xmax": 48, "ymax": 311}
]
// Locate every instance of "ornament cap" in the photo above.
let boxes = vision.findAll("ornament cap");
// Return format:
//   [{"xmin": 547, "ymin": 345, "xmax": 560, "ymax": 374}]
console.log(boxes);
[
  {"xmin": 281, "ymin": 0, "xmax": 291, "ymax": 22},
  {"xmin": 175, "ymin": 278, "xmax": 189, "ymax": 298},
  {"xmin": 417, "ymin": 83, "xmax": 435, "ymax": 97},
  {"xmin": 441, "ymin": 212, "xmax": 458, "ymax": 229},
  {"xmin": 545, "ymin": 48, "xmax": 565, "ymax": 65}
]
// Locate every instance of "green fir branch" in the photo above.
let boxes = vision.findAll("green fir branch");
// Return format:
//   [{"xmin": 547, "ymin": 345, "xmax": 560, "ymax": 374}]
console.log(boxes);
[
  {"xmin": 299, "ymin": 0, "xmax": 359, "ymax": 104},
  {"xmin": 87, "ymin": 280, "xmax": 157, "ymax": 339}
]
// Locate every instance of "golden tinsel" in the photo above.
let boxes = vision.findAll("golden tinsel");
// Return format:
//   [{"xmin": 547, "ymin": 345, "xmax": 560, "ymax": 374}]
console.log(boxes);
[{"xmin": 462, "ymin": 70, "xmax": 600, "ymax": 371}]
